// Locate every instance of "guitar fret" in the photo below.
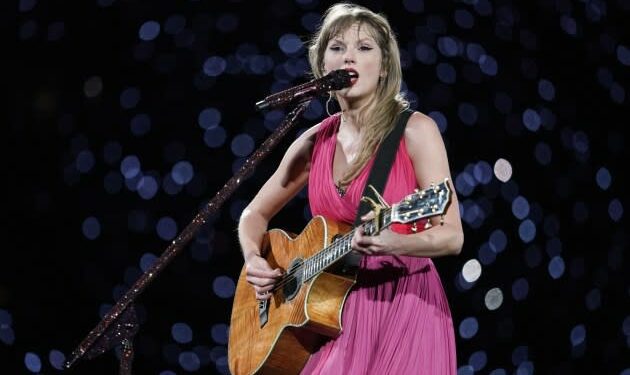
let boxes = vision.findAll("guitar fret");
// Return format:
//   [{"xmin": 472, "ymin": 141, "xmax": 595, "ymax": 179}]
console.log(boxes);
[{"xmin": 303, "ymin": 200, "xmax": 424, "ymax": 282}]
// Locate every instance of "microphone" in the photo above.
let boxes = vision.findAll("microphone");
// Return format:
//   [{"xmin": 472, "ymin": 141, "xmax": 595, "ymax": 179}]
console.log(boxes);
[{"xmin": 256, "ymin": 69, "xmax": 353, "ymax": 111}]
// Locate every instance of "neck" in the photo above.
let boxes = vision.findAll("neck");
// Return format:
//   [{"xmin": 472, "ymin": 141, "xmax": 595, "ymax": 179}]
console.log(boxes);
[{"xmin": 337, "ymin": 92, "xmax": 376, "ymax": 130}]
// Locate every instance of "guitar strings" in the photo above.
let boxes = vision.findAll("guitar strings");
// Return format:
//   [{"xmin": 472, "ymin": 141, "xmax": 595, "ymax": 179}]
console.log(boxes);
[
  {"xmin": 270, "ymin": 229, "xmax": 356, "ymax": 292},
  {"xmin": 265, "ymin": 187, "xmax": 443, "ymax": 293},
  {"xmin": 269, "ymin": 219, "xmax": 374, "ymax": 293}
]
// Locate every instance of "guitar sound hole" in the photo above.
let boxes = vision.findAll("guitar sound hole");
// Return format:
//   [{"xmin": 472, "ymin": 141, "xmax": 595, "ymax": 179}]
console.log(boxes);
[{"xmin": 283, "ymin": 258, "xmax": 303, "ymax": 301}]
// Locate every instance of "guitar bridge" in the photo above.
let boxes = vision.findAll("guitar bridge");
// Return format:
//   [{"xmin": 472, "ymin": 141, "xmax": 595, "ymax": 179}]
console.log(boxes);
[{"xmin": 258, "ymin": 299, "xmax": 269, "ymax": 328}]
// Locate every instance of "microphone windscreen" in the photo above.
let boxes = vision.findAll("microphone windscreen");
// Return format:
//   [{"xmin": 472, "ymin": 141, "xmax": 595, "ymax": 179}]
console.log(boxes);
[{"xmin": 326, "ymin": 69, "xmax": 352, "ymax": 90}]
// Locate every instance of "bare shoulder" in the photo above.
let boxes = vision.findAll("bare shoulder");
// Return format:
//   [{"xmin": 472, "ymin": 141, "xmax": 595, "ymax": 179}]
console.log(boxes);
[
  {"xmin": 295, "ymin": 122, "xmax": 321, "ymax": 147},
  {"xmin": 283, "ymin": 122, "xmax": 322, "ymax": 160},
  {"xmin": 403, "ymin": 111, "xmax": 443, "ymax": 158}
]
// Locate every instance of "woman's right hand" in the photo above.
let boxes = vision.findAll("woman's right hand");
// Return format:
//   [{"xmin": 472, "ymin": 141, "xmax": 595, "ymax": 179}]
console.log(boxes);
[{"xmin": 245, "ymin": 254, "xmax": 283, "ymax": 300}]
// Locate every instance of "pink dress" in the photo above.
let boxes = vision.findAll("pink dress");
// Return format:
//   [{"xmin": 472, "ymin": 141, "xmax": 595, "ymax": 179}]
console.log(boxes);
[{"xmin": 301, "ymin": 114, "xmax": 457, "ymax": 374}]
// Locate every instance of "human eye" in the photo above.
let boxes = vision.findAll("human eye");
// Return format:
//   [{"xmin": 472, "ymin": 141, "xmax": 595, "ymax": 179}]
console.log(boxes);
[
  {"xmin": 359, "ymin": 45, "xmax": 373, "ymax": 51},
  {"xmin": 329, "ymin": 45, "xmax": 343, "ymax": 52}
]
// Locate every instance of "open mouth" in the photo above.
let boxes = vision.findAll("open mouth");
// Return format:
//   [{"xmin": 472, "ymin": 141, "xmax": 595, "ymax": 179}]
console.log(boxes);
[{"xmin": 345, "ymin": 69, "xmax": 359, "ymax": 84}]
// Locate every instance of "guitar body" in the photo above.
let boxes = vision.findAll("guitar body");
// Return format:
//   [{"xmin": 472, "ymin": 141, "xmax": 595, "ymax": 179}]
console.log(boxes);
[{"xmin": 228, "ymin": 216, "xmax": 356, "ymax": 375}]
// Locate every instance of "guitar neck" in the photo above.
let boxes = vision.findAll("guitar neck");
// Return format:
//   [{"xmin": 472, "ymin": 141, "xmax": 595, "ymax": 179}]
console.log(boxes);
[{"xmin": 302, "ymin": 208, "xmax": 393, "ymax": 282}]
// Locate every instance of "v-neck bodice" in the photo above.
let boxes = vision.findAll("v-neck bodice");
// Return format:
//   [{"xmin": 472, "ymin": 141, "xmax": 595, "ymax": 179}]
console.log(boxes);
[{"xmin": 308, "ymin": 114, "xmax": 419, "ymax": 224}]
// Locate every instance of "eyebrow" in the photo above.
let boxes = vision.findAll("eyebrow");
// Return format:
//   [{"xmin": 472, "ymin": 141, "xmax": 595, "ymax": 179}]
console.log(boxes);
[{"xmin": 329, "ymin": 38, "xmax": 376, "ymax": 45}]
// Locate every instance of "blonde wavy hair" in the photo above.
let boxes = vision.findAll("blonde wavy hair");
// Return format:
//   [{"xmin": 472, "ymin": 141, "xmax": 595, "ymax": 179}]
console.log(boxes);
[{"xmin": 308, "ymin": 3, "xmax": 409, "ymax": 187}]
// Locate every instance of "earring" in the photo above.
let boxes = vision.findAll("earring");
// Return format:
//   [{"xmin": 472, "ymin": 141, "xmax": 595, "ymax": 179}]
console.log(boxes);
[{"xmin": 326, "ymin": 92, "xmax": 334, "ymax": 116}]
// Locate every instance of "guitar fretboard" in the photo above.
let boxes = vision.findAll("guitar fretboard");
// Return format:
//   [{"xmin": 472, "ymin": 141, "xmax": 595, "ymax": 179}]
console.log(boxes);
[{"xmin": 302, "ymin": 208, "xmax": 392, "ymax": 281}]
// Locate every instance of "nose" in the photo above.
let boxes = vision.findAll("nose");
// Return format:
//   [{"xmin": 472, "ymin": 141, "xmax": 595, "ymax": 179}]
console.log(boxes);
[{"xmin": 343, "ymin": 49, "xmax": 355, "ymax": 65}]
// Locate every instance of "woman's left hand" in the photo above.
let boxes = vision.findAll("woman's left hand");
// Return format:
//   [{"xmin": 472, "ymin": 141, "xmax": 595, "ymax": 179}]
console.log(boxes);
[{"xmin": 351, "ymin": 212, "xmax": 406, "ymax": 255}]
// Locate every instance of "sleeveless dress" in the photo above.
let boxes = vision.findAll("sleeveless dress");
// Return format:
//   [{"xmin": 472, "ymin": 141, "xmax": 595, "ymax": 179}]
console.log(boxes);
[{"xmin": 301, "ymin": 114, "xmax": 457, "ymax": 375}]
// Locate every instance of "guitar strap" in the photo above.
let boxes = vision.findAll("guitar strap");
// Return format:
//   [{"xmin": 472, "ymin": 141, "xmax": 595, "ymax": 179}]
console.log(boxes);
[{"xmin": 341, "ymin": 108, "xmax": 414, "ymax": 271}]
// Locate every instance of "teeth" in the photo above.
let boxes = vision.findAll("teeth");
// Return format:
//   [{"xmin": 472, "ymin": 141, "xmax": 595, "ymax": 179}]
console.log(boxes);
[{"xmin": 347, "ymin": 71, "xmax": 358, "ymax": 78}]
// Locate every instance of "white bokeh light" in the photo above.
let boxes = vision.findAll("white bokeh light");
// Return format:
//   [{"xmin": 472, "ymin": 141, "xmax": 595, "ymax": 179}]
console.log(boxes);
[
  {"xmin": 484, "ymin": 287, "xmax": 504, "ymax": 311},
  {"xmin": 494, "ymin": 158, "xmax": 513, "ymax": 182},
  {"xmin": 462, "ymin": 259, "xmax": 482, "ymax": 283}
]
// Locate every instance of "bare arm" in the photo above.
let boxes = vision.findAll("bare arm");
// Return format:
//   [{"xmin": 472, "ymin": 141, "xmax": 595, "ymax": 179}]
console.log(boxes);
[
  {"xmin": 238, "ymin": 124, "xmax": 319, "ymax": 298},
  {"xmin": 352, "ymin": 112, "xmax": 464, "ymax": 257}
]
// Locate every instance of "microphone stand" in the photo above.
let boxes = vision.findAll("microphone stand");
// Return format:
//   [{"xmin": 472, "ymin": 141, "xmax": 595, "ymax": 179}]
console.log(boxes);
[{"xmin": 64, "ymin": 99, "xmax": 312, "ymax": 374}]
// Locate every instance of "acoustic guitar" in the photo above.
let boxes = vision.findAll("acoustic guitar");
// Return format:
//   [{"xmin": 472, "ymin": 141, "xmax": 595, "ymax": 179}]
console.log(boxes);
[{"xmin": 228, "ymin": 179, "xmax": 452, "ymax": 375}]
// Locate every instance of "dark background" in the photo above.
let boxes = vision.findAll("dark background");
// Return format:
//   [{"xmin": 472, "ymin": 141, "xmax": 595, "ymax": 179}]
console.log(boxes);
[{"xmin": 6, "ymin": 0, "xmax": 629, "ymax": 374}]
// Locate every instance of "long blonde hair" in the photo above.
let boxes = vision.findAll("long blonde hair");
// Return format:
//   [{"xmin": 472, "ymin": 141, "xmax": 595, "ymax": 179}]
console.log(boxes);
[{"xmin": 308, "ymin": 3, "xmax": 409, "ymax": 186}]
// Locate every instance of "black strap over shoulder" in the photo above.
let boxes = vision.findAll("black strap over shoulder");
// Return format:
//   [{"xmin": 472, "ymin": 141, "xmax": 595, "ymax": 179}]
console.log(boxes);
[
  {"xmin": 353, "ymin": 108, "xmax": 414, "ymax": 226},
  {"xmin": 340, "ymin": 108, "xmax": 413, "ymax": 272}
]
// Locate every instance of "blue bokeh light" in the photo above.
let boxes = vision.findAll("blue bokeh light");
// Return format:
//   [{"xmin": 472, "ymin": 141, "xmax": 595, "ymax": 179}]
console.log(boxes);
[
  {"xmin": 203, "ymin": 56, "xmax": 227, "ymax": 77},
  {"xmin": 231, "ymin": 134, "xmax": 255, "ymax": 157},
  {"xmin": 216, "ymin": 13, "xmax": 239, "ymax": 33},
  {"xmin": 130, "ymin": 113, "xmax": 151, "ymax": 136},
  {"xmin": 459, "ymin": 317, "xmax": 479, "ymax": 339},
  {"xmin": 608, "ymin": 199, "xmax": 623, "ymax": 222},
  {"xmin": 512, "ymin": 196, "xmax": 530, "ymax": 220},
  {"xmin": 213, "ymin": 276, "xmax": 236, "ymax": 299},
  {"xmin": 428, "ymin": 111, "xmax": 448, "ymax": 133},
  {"xmin": 478, "ymin": 243, "xmax": 496, "ymax": 265},
  {"xmin": 137, "ymin": 175, "xmax": 159, "ymax": 200},
  {"xmin": 468, "ymin": 350, "xmax": 487, "ymax": 371},
  {"xmin": 538, "ymin": 79, "xmax": 556, "ymax": 101},
  {"xmin": 534, "ymin": 142, "xmax": 552, "ymax": 165},
  {"xmin": 172, "ymin": 322, "xmax": 194, "ymax": 344},
  {"xmin": 211, "ymin": 323, "xmax": 229, "ymax": 345},
  {"xmin": 585, "ymin": 288, "xmax": 601, "ymax": 311},
  {"xmin": 49, "ymin": 349, "xmax": 66, "ymax": 370},
  {"xmin": 140, "ymin": 252, "xmax": 157, "ymax": 272},
  {"xmin": 120, "ymin": 87, "xmax": 141, "ymax": 109},
  {"xmin": 415, "ymin": 43, "xmax": 437, "ymax": 65},
  {"xmin": 204, "ymin": 126, "xmax": 227, "ymax": 148},
  {"xmin": 76, "ymin": 150, "xmax": 95, "ymax": 173},
  {"xmin": 522, "ymin": 109, "xmax": 541, "ymax": 132},
  {"xmin": 518, "ymin": 219, "xmax": 536, "ymax": 243},
  {"xmin": 516, "ymin": 361, "xmax": 534, "ymax": 375},
  {"xmin": 19, "ymin": 0, "xmax": 37, "ymax": 12},
  {"xmin": 454, "ymin": 9, "xmax": 475, "ymax": 29},
  {"xmin": 458, "ymin": 103, "xmax": 478, "ymax": 126},
  {"xmin": 595, "ymin": 167, "xmax": 611, "ymax": 190},
  {"xmin": 489, "ymin": 229, "xmax": 507, "ymax": 253},
  {"xmin": 156, "ymin": 216, "xmax": 178, "ymax": 241},
  {"xmin": 548, "ymin": 255, "xmax": 566, "ymax": 279},
  {"xmin": 402, "ymin": 0, "xmax": 424, "ymax": 13},
  {"xmin": 570, "ymin": 324, "xmax": 586, "ymax": 346},
  {"xmin": 512, "ymin": 277, "xmax": 529, "ymax": 301},
  {"xmin": 0, "ymin": 326, "xmax": 15, "ymax": 345},
  {"xmin": 25, "ymin": 352, "xmax": 42, "ymax": 373},
  {"xmin": 171, "ymin": 161, "xmax": 194, "ymax": 185},
  {"xmin": 120, "ymin": 155, "xmax": 141, "ymax": 179},
  {"xmin": 278, "ymin": 33, "xmax": 303, "ymax": 55},
  {"xmin": 178, "ymin": 351, "xmax": 201, "ymax": 372},
  {"xmin": 82, "ymin": 216, "xmax": 101, "ymax": 240},
  {"xmin": 198, "ymin": 108, "xmax": 221, "ymax": 130},
  {"xmin": 479, "ymin": 54, "xmax": 498, "ymax": 76},
  {"xmin": 436, "ymin": 63, "xmax": 457, "ymax": 84},
  {"xmin": 473, "ymin": 161, "xmax": 493, "ymax": 184},
  {"xmin": 560, "ymin": 15, "xmax": 578, "ymax": 36},
  {"xmin": 139, "ymin": 20, "xmax": 160, "ymax": 41},
  {"xmin": 301, "ymin": 12, "xmax": 321, "ymax": 32},
  {"xmin": 511, "ymin": 345, "xmax": 529, "ymax": 366}
]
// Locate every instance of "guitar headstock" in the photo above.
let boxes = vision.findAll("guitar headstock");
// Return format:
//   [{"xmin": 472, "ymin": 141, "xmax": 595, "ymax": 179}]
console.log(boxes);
[{"xmin": 391, "ymin": 178, "xmax": 451, "ymax": 224}]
